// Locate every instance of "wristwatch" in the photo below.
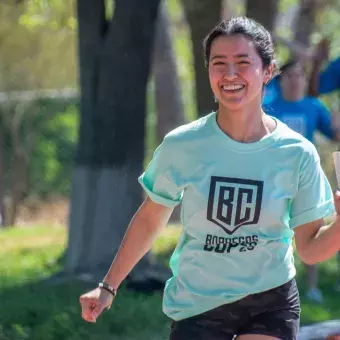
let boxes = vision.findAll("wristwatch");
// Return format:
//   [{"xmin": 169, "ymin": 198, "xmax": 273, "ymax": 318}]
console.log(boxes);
[{"xmin": 98, "ymin": 281, "xmax": 116, "ymax": 297}]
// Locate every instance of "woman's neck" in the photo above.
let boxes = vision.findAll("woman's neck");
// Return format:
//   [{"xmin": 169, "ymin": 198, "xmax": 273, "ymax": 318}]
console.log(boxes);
[{"xmin": 216, "ymin": 103, "xmax": 276, "ymax": 143}]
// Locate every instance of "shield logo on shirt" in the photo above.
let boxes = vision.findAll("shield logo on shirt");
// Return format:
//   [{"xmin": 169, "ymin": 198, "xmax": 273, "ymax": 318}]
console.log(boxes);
[{"xmin": 207, "ymin": 176, "xmax": 263, "ymax": 235}]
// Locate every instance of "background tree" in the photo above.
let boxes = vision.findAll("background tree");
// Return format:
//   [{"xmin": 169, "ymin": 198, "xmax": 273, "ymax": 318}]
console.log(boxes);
[
  {"xmin": 293, "ymin": 0, "xmax": 330, "ymax": 44},
  {"xmin": 153, "ymin": 1, "xmax": 186, "ymax": 222},
  {"xmin": 153, "ymin": 1, "xmax": 185, "ymax": 144},
  {"xmin": 0, "ymin": 115, "xmax": 4, "ymax": 226},
  {"xmin": 0, "ymin": 1, "xmax": 76, "ymax": 227},
  {"xmin": 245, "ymin": 0, "xmax": 279, "ymax": 31},
  {"xmin": 65, "ymin": 0, "xmax": 170, "ymax": 288},
  {"xmin": 181, "ymin": 0, "xmax": 222, "ymax": 118}
]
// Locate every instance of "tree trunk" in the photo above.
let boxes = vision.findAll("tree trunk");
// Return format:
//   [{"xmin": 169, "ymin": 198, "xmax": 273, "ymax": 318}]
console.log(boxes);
[
  {"xmin": 293, "ymin": 0, "xmax": 321, "ymax": 45},
  {"xmin": 65, "ymin": 0, "xmax": 169, "ymax": 285},
  {"xmin": 154, "ymin": 1, "xmax": 185, "ymax": 143},
  {"xmin": 7, "ymin": 105, "xmax": 28, "ymax": 227},
  {"xmin": 8, "ymin": 153, "xmax": 27, "ymax": 226},
  {"xmin": 181, "ymin": 0, "xmax": 222, "ymax": 118},
  {"xmin": 222, "ymin": 0, "xmax": 245, "ymax": 19},
  {"xmin": 245, "ymin": 0, "xmax": 279, "ymax": 31},
  {"xmin": 0, "ymin": 116, "xmax": 5, "ymax": 227},
  {"xmin": 153, "ymin": 1, "xmax": 185, "ymax": 222}
]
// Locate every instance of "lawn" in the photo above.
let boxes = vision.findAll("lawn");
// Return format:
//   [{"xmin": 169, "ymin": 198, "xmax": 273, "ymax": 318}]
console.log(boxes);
[{"xmin": 0, "ymin": 224, "xmax": 339, "ymax": 340}]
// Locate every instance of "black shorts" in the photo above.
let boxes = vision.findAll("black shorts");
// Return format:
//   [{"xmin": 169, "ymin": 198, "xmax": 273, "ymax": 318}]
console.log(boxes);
[{"xmin": 170, "ymin": 279, "xmax": 300, "ymax": 340}]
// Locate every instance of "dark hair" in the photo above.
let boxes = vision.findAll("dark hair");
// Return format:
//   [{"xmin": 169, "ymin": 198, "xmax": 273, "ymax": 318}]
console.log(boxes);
[
  {"xmin": 280, "ymin": 60, "xmax": 299, "ymax": 73},
  {"xmin": 278, "ymin": 59, "xmax": 305, "ymax": 79},
  {"xmin": 203, "ymin": 16, "xmax": 278, "ymax": 74}
]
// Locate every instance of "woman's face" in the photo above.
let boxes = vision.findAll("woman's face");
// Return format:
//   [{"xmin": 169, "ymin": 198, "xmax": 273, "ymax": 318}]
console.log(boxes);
[
  {"xmin": 280, "ymin": 63, "xmax": 306, "ymax": 100},
  {"xmin": 208, "ymin": 34, "xmax": 272, "ymax": 111}
]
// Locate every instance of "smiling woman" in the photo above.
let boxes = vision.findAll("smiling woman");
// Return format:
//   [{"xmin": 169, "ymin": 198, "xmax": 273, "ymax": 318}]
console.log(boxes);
[
  {"xmin": 208, "ymin": 35, "xmax": 265, "ymax": 114},
  {"xmin": 79, "ymin": 16, "xmax": 339, "ymax": 340},
  {"xmin": 203, "ymin": 17, "xmax": 278, "ymax": 143}
]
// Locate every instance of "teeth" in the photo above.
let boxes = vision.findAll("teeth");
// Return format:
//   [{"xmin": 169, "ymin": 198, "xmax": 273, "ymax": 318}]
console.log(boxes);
[{"xmin": 222, "ymin": 85, "xmax": 244, "ymax": 91}]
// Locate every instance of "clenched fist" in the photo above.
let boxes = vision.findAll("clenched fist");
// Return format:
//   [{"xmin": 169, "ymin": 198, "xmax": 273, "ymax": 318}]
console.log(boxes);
[{"xmin": 80, "ymin": 287, "xmax": 114, "ymax": 323}]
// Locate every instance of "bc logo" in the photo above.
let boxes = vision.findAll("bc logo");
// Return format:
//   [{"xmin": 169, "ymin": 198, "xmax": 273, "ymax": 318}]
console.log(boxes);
[{"xmin": 207, "ymin": 176, "xmax": 263, "ymax": 235}]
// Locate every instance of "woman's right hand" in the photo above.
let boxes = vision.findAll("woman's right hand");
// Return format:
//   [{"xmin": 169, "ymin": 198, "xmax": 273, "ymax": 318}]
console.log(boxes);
[{"xmin": 79, "ymin": 287, "xmax": 115, "ymax": 323}]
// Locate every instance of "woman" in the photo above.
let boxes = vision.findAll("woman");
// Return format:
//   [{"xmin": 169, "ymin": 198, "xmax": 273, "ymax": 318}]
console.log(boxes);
[{"xmin": 80, "ymin": 17, "xmax": 339, "ymax": 340}]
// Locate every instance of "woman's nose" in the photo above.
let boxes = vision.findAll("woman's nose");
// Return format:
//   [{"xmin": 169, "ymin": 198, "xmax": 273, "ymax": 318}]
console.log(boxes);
[{"xmin": 223, "ymin": 63, "xmax": 237, "ymax": 80}]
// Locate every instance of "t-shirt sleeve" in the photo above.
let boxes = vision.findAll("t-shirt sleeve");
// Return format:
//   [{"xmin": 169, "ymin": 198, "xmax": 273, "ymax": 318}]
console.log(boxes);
[
  {"xmin": 289, "ymin": 150, "xmax": 335, "ymax": 229},
  {"xmin": 319, "ymin": 58, "xmax": 340, "ymax": 95},
  {"xmin": 138, "ymin": 138, "xmax": 183, "ymax": 208}
]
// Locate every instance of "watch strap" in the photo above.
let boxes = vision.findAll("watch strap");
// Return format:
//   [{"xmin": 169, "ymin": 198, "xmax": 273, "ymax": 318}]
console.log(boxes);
[{"xmin": 98, "ymin": 281, "xmax": 116, "ymax": 297}]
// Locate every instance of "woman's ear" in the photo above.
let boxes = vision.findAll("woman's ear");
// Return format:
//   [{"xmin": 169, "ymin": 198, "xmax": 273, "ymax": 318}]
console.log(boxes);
[{"xmin": 264, "ymin": 63, "xmax": 275, "ymax": 85}]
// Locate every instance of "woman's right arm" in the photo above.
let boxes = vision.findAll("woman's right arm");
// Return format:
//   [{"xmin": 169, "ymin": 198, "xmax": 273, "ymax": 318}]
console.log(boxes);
[
  {"xmin": 103, "ymin": 197, "xmax": 174, "ymax": 290},
  {"xmin": 80, "ymin": 197, "xmax": 174, "ymax": 322}
]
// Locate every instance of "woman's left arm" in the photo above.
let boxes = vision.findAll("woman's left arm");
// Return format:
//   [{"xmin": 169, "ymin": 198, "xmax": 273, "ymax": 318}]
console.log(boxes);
[{"xmin": 295, "ymin": 192, "xmax": 340, "ymax": 265}]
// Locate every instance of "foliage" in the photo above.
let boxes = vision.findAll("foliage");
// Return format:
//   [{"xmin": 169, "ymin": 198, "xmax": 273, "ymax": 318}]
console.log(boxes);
[
  {"xmin": 28, "ymin": 99, "xmax": 79, "ymax": 196},
  {"xmin": 19, "ymin": 0, "xmax": 76, "ymax": 31},
  {"xmin": 2, "ymin": 98, "xmax": 79, "ymax": 198},
  {"xmin": 0, "ymin": 1, "xmax": 76, "ymax": 92},
  {"xmin": 166, "ymin": 0, "xmax": 196, "ymax": 122}
]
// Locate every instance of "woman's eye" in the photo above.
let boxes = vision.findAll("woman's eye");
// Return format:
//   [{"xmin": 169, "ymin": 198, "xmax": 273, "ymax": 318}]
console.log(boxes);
[
  {"xmin": 213, "ymin": 62, "xmax": 224, "ymax": 66},
  {"xmin": 237, "ymin": 61, "xmax": 249, "ymax": 65}
]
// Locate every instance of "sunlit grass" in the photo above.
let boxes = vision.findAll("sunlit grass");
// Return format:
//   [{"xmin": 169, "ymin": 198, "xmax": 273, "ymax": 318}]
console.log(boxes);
[{"xmin": 0, "ymin": 225, "xmax": 66, "ymax": 287}]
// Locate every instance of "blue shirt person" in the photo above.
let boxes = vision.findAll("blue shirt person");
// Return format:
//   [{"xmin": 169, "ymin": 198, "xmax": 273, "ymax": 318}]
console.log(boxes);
[
  {"xmin": 265, "ymin": 96, "xmax": 334, "ymax": 143},
  {"xmin": 264, "ymin": 60, "xmax": 338, "ymax": 144},
  {"xmin": 266, "ymin": 57, "xmax": 340, "ymax": 103},
  {"xmin": 264, "ymin": 37, "xmax": 340, "ymax": 100}
]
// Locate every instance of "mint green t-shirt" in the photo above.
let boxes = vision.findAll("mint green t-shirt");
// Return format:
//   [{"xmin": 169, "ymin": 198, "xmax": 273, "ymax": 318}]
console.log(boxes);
[{"xmin": 138, "ymin": 112, "xmax": 334, "ymax": 321}]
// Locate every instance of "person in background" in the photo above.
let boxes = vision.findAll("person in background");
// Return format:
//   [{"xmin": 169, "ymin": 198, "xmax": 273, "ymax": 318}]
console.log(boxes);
[
  {"xmin": 264, "ymin": 36, "xmax": 340, "ymax": 106},
  {"xmin": 264, "ymin": 59, "xmax": 340, "ymax": 303},
  {"xmin": 262, "ymin": 34, "xmax": 315, "ymax": 106}
]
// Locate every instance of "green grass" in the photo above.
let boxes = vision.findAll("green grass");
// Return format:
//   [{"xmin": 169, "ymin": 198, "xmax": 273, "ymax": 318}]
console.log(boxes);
[
  {"xmin": 295, "ymin": 255, "xmax": 340, "ymax": 325},
  {"xmin": 0, "ymin": 225, "xmax": 178, "ymax": 340},
  {"xmin": 0, "ymin": 225, "xmax": 339, "ymax": 340}
]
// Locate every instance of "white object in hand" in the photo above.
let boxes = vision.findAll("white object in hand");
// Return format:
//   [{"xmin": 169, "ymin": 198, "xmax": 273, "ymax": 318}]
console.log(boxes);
[{"xmin": 332, "ymin": 151, "xmax": 340, "ymax": 189}]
